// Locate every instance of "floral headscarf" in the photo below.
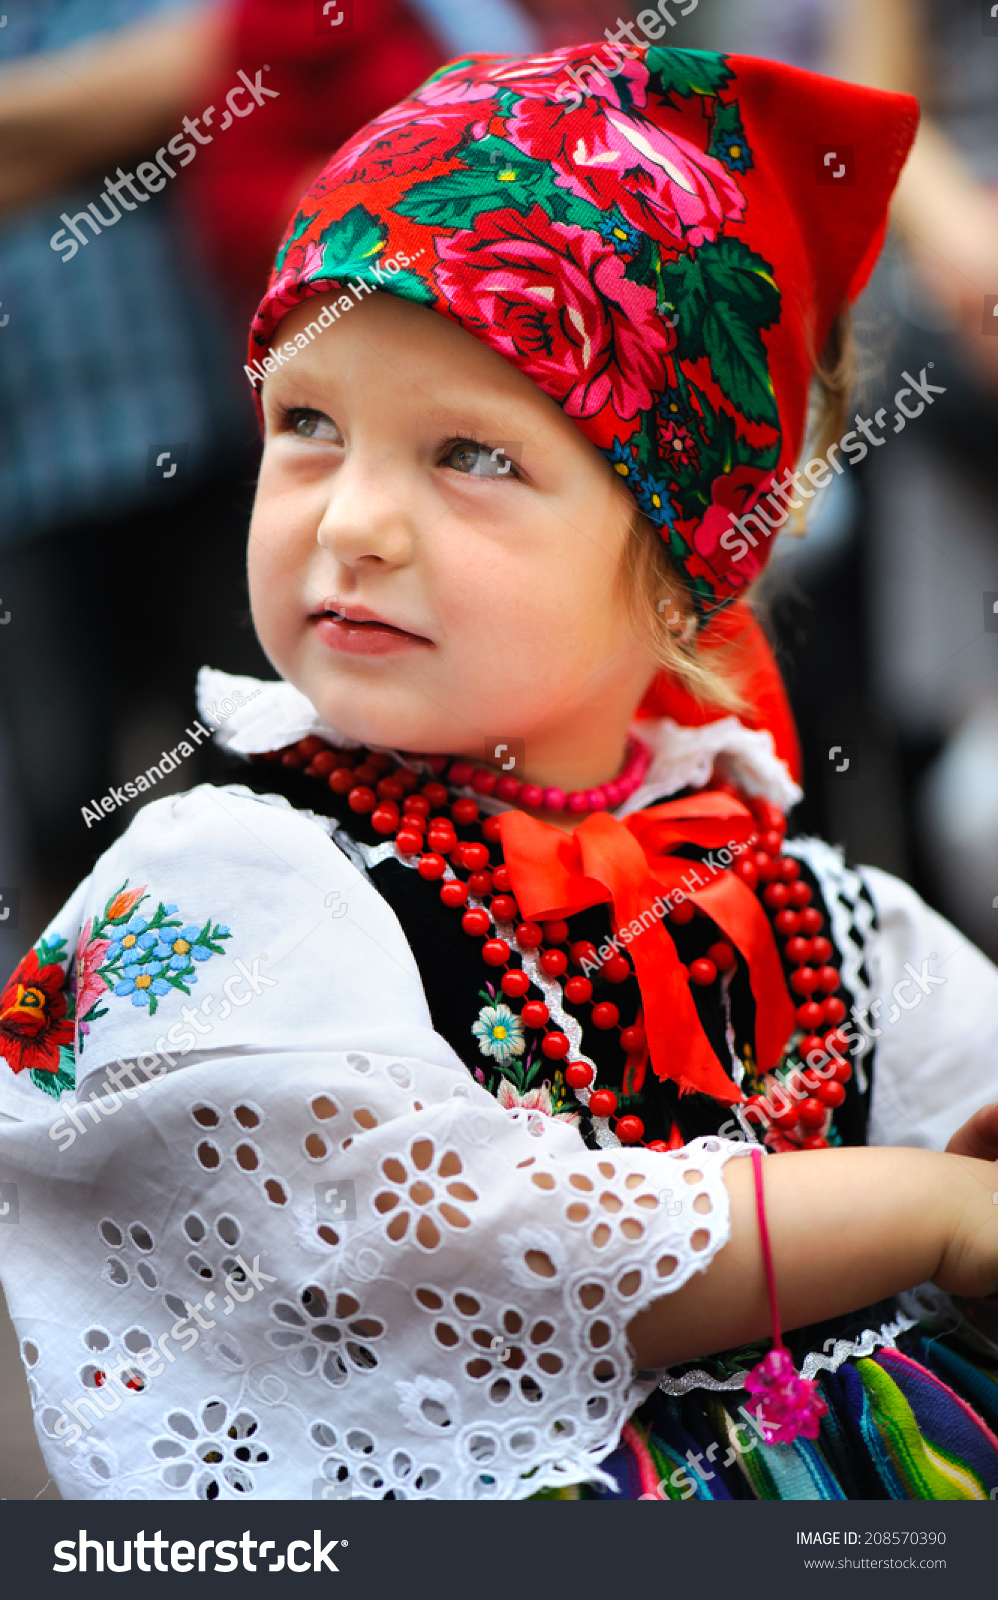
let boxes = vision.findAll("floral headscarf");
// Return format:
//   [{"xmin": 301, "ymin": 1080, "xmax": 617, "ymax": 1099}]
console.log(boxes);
[{"xmin": 249, "ymin": 46, "xmax": 917, "ymax": 621}]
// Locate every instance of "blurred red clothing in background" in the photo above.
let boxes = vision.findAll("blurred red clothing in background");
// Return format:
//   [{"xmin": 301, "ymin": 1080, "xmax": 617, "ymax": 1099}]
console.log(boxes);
[{"xmin": 183, "ymin": 0, "xmax": 444, "ymax": 310}]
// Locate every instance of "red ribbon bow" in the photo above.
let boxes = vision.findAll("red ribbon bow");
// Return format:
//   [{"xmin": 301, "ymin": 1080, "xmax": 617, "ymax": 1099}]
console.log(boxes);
[{"xmin": 498, "ymin": 793, "xmax": 795, "ymax": 1104}]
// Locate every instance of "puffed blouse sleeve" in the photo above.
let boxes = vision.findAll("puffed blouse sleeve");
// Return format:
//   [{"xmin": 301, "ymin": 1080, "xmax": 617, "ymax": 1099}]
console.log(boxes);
[
  {"xmin": 0, "ymin": 784, "xmax": 751, "ymax": 1502},
  {"xmin": 862, "ymin": 865, "xmax": 998, "ymax": 1151}
]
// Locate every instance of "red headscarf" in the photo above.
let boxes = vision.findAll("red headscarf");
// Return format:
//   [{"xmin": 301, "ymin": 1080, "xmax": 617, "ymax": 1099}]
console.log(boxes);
[{"xmin": 249, "ymin": 44, "xmax": 917, "ymax": 633}]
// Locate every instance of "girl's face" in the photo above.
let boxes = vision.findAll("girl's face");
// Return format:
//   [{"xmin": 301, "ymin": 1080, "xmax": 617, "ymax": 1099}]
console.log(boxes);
[{"xmin": 249, "ymin": 289, "xmax": 658, "ymax": 786}]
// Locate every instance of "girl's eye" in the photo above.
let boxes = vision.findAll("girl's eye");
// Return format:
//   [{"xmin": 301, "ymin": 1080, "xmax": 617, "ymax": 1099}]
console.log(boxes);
[
  {"xmin": 443, "ymin": 440, "xmax": 518, "ymax": 479},
  {"xmin": 287, "ymin": 409, "xmax": 342, "ymax": 444}
]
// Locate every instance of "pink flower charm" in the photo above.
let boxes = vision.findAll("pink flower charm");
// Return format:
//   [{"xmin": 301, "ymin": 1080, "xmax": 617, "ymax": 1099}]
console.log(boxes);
[{"xmin": 744, "ymin": 1347, "xmax": 828, "ymax": 1444}]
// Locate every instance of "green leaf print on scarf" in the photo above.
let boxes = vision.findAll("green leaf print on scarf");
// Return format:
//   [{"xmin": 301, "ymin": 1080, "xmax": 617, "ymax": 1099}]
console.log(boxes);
[
  {"xmin": 393, "ymin": 135, "xmax": 605, "ymax": 235},
  {"xmin": 658, "ymin": 238, "xmax": 781, "ymax": 428},
  {"xmin": 646, "ymin": 48, "xmax": 735, "ymax": 104},
  {"xmin": 315, "ymin": 204, "xmax": 437, "ymax": 305}
]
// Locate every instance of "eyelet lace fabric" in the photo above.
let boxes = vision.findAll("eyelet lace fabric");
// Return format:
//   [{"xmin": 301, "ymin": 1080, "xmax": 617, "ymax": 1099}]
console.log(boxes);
[
  {"xmin": 2, "ymin": 1051, "xmax": 748, "ymax": 1500},
  {"xmin": 0, "ymin": 783, "xmax": 752, "ymax": 1501}
]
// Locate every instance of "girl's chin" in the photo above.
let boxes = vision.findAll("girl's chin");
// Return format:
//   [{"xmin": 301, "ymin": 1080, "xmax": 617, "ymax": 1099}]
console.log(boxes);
[{"xmin": 299, "ymin": 686, "xmax": 452, "ymax": 755}]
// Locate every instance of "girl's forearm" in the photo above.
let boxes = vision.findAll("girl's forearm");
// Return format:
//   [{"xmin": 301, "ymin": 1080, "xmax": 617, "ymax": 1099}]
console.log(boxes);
[{"xmin": 627, "ymin": 1146, "xmax": 969, "ymax": 1370}]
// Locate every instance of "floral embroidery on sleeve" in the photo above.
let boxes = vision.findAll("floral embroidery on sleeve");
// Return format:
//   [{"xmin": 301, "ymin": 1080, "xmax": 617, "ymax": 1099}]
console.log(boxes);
[
  {"xmin": 76, "ymin": 882, "xmax": 231, "ymax": 1036},
  {"xmin": 0, "ymin": 881, "xmax": 233, "ymax": 1101},
  {"xmin": 0, "ymin": 939, "xmax": 76, "ymax": 1098}
]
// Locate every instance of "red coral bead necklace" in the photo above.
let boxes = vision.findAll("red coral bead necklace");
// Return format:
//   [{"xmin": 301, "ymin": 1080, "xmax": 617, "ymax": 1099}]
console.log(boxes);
[{"xmin": 257, "ymin": 740, "xmax": 852, "ymax": 1152}]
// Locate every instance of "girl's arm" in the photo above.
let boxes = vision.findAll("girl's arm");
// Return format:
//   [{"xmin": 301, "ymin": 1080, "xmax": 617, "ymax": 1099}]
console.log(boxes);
[{"xmin": 627, "ymin": 1145, "xmax": 998, "ymax": 1369}]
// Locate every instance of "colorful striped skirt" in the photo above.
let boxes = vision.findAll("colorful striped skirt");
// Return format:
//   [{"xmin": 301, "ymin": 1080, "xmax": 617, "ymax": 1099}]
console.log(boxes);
[{"xmin": 534, "ymin": 1328, "xmax": 998, "ymax": 1500}]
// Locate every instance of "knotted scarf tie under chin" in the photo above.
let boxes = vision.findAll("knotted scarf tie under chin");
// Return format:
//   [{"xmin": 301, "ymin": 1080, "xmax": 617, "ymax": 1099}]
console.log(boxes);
[{"xmin": 499, "ymin": 793, "xmax": 795, "ymax": 1103}]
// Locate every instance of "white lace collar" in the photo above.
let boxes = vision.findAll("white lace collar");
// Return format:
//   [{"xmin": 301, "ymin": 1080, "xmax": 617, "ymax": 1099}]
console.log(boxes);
[{"xmin": 196, "ymin": 667, "xmax": 802, "ymax": 814}]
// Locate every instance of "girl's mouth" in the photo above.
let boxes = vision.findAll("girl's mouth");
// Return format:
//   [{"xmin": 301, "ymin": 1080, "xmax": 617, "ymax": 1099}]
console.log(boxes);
[{"xmin": 312, "ymin": 605, "xmax": 432, "ymax": 657}]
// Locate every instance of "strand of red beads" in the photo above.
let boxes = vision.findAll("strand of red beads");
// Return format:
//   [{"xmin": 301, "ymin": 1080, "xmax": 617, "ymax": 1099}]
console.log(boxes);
[
  {"xmin": 724, "ymin": 791, "xmax": 852, "ymax": 1151},
  {"xmin": 262, "ymin": 738, "xmax": 849, "ymax": 1154}
]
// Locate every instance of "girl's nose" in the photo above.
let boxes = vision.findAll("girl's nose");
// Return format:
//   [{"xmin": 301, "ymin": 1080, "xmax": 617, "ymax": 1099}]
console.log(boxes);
[{"xmin": 315, "ymin": 450, "xmax": 419, "ymax": 568}]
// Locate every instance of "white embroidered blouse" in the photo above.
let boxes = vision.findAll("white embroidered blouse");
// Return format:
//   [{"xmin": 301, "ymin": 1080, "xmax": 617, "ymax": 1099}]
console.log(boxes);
[{"xmin": 0, "ymin": 671, "xmax": 995, "ymax": 1501}]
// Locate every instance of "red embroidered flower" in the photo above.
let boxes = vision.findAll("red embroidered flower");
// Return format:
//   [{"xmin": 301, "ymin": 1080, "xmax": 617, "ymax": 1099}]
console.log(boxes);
[
  {"xmin": 320, "ymin": 94, "xmax": 491, "ymax": 189},
  {"xmin": 693, "ymin": 467, "xmax": 777, "ymax": 590},
  {"xmin": 435, "ymin": 208, "xmax": 671, "ymax": 419},
  {"xmin": 0, "ymin": 947, "xmax": 74, "ymax": 1075}
]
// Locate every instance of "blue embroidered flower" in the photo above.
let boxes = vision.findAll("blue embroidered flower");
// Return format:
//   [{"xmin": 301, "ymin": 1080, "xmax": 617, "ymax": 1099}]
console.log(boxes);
[
  {"xmin": 153, "ymin": 924, "xmax": 213, "ymax": 969},
  {"xmin": 596, "ymin": 209, "xmax": 640, "ymax": 255},
  {"xmin": 104, "ymin": 916, "xmax": 152, "ymax": 963},
  {"xmin": 635, "ymin": 473, "xmax": 676, "ymax": 530},
  {"xmin": 115, "ymin": 961, "xmax": 171, "ymax": 1007},
  {"xmin": 472, "ymin": 1003, "xmax": 525, "ymax": 1066},
  {"xmin": 188, "ymin": 925, "xmax": 218, "ymax": 962}
]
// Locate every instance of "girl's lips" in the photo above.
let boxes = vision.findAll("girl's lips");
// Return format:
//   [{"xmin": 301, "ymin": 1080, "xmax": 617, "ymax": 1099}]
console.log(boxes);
[{"xmin": 313, "ymin": 614, "xmax": 431, "ymax": 657}]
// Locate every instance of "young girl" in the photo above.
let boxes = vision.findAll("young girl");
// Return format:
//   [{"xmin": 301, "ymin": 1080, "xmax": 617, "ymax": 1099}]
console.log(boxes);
[{"xmin": 4, "ymin": 43, "xmax": 998, "ymax": 1504}]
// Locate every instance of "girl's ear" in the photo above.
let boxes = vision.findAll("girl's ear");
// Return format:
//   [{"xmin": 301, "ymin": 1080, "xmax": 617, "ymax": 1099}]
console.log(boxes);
[{"xmin": 624, "ymin": 514, "xmax": 746, "ymax": 717}]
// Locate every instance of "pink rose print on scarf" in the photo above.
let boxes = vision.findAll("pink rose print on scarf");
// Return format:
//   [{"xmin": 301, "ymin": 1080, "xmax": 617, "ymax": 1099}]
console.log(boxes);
[
  {"xmin": 435, "ymin": 207, "xmax": 672, "ymax": 419},
  {"xmin": 694, "ymin": 467, "xmax": 778, "ymax": 591},
  {"xmin": 483, "ymin": 45, "xmax": 651, "ymax": 113},
  {"xmin": 416, "ymin": 67, "xmax": 516, "ymax": 112},
  {"xmin": 507, "ymin": 94, "xmax": 744, "ymax": 250}
]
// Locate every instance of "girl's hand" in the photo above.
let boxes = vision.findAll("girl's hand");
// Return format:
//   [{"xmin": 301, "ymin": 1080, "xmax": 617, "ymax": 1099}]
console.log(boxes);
[
  {"xmin": 945, "ymin": 1108, "xmax": 998, "ymax": 1332},
  {"xmin": 933, "ymin": 1153, "xmax": 998, "ymax": 1301},
  {"xmin": 627, "ymin": 1146, "xmax": 998, "ymax": 1370},
  {"xmin": 946, "ymin": 1103, "xmax": 998, "ymax": 1162}
]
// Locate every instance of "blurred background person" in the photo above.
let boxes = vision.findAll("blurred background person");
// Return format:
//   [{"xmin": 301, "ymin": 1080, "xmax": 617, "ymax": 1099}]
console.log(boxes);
[{"xmin": 0, "ymin": 0, "xmax": 260, "ymax": 999}]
